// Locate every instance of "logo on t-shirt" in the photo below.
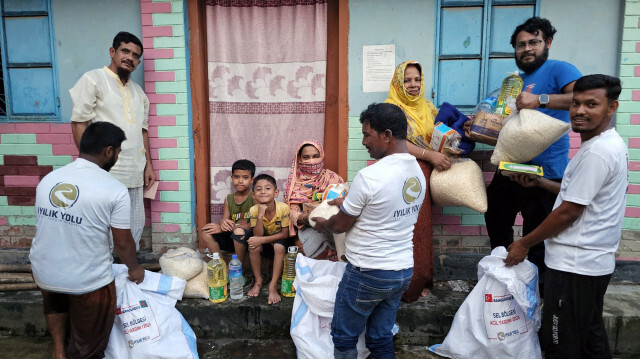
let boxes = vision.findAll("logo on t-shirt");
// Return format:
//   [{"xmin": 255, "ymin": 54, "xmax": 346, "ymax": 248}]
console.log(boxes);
[
  {"xmin": 49, "ymin": 182, "xmax": 79, "ymax": 208},
  {"xmin": 402, "ymin": 177, "xmax": 422, "ymax": 204}
]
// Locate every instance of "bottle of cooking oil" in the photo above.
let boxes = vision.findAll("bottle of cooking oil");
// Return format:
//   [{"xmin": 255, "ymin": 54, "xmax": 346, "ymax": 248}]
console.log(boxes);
[
  {"xmin": 207, "ymin": 252, "xmax": 227, "ymax": 303},
  {"xmin": 495, "ymin": 73, "xmax": 524, "ymax": 116},
  {"xmin": 281, "ymin": 246, "xmax": 298, "ymax": 297}
]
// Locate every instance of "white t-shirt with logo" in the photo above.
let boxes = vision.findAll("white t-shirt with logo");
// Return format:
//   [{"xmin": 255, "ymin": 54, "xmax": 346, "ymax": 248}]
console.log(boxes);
[
  {"xmin": 30, "ymin": 158, "xmax": 131, "ymax": 294},
  {"xmin": 341, "ymin": 153, "xmax": 426, "ymax": 270},
  {"xmin": 545, "ymin": 129, "xmax": 628, "ymax": 276}
]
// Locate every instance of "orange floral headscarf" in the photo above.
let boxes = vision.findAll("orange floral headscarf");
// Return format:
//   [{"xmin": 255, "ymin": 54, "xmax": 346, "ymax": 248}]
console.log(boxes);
[
  {"xmin": 284, "ymin": 140, "xmax": 343, "ymax": 204},
  {"xmin": 385, "ymin": 60, "xmax": 438, "ymax": 149}
]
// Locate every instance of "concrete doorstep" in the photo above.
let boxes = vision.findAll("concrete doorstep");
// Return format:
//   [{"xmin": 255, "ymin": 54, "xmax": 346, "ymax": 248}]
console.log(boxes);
[{"xmin": 0, "ymin": 280, "xmax": 638, "ymax": 358}]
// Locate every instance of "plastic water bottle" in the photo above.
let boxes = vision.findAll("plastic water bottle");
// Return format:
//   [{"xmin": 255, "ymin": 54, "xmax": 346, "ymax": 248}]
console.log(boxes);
[
  {"xmin": 281, "ymin": 246, "xmax": 298, "ymax": 297},
  {"xmin": 473, "ymin": 96, "xmax": 497, "ymax": 115},
  {"xmin": 229, "ymin": 254, "xmax": 243, "ymax": 300},
  {"xmin": 207, "ymin": 253, "xmax": 227, "ymax": 303}
]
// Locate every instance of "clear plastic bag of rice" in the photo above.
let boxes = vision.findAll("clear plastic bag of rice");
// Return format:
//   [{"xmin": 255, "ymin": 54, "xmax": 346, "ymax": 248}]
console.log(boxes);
[
  {"xmin": 183, "ymin": 261, "xmax": 208, "ymax": 299},
  {"xmin": 431, "ymin": 158, "xmax": 488, "ymax": 213},
  {"xmin": 159, "ymin": 247, "xmax": 204, "ymax": 281},
  {"xmin": 490, "ymin": 108, "xmax": 570, "ymax": 165}
]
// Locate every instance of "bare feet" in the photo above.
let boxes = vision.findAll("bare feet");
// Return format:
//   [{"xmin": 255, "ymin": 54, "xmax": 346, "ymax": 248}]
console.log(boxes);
[
  {"xmin": 248, "ymin": 279, "xmax": 263, "ymax": 297},
  {"xmin": 421, "ymin": 288, "xmax": 430, "ymax": 297},
  {"xmin": 267, "ymin": 284, "xmax": 281, "ymax": 305}
]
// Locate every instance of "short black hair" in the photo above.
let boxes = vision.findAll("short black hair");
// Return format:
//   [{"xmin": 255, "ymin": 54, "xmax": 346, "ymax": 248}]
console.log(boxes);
[
  {"xmin": 510, "ymin": 17, "xmax": 557, "ymax": 48},
  {"xmin": 112, "ymin": 31, "xmax": 143, "ymax": 55},
  {"xmin": 359, "ymin": 103, "xmax": 407, "ymax": 140},
  {"xmin": 573, "ymin": 74, "xmax": 622, "ymax": 101},
  {"xmin": 252, "ymin": 173, "xmax": 277, "ymax": 189},
  {"xmin": 232, "ymin": 159, "xmax": 256, "ymax": 177},
  {"xmin": 79, "ymin": 122, "xmax": 126, "ymax": 155}
]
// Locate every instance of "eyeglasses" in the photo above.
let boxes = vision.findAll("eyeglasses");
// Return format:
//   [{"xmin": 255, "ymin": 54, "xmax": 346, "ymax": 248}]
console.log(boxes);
[{"xmin": 515, "ymin": 39, "xmax": 544, "ymax": 52}]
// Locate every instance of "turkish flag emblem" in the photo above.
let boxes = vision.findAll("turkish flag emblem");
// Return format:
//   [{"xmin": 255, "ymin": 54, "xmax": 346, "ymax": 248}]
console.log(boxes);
[{"xmin": 485, "ymin": 294, "xmax": 492, "ymax": 302}]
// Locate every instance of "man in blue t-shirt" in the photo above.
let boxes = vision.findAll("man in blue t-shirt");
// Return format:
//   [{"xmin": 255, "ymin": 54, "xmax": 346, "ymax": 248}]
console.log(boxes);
[{"xmin": 467, "ymin": 17, "xmax": 582, "ymax": 295}]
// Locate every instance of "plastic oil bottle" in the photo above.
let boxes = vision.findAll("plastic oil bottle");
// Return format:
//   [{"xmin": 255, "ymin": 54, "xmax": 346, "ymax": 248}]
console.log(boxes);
[
  {"xmin": 228, "ymin": 254, "xmax": 243, "ymax": 300},
  {"xmin": 495, "ymin": 73, "xmax": 524, "ymax": 116},
  {"xmin": 207, "ymin": 252, "xmax": 227, "ymax": 303},
  {"xmin": 281, "ymin": 246, "xmax": 298, "ymax": 297}
]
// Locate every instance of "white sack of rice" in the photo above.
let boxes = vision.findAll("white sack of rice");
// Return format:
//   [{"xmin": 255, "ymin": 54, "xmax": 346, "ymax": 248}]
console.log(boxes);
[
  {"xmin": 183, "ymin": 261, "xmax": 208, "ymax": 299},
  {"xmin": 490, "ymin": 109, "xmax": 570, "ymax": 165},
  {"xmin": 431, "ymin": 159, "xmax": 488, "ymax": 213},
  {"xmin": 309, "ymin": 200, "xmax": 347, "ymax": 262},
  {"xmin": 159, "ymin": 247, "xmax": 203, "ymax": 281}
]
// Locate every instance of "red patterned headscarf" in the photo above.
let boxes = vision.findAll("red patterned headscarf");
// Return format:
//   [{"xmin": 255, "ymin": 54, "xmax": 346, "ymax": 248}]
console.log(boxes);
[{"xmin": 284, "ymin": 140, "xmax": 343, "ymax": 204}]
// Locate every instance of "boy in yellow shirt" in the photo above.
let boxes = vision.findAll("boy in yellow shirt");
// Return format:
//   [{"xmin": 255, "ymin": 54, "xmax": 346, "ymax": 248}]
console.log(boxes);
[{"xmin": 247, "ymin": 174, "xmax": 292, "ymax": 304}]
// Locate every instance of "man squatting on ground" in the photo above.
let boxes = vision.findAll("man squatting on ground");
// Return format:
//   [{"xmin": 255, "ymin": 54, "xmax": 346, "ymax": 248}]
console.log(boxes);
[
  {"xmin": 465, "ymin": 17, "xmax": 582, "ymax": 295},
  {"xmin": 70, "ymin": 31, "xmax": 155, "ymax": 251},
  {"xmin": 30, "ymin": 122, "xmax": 145, "ymax": 359},
  {"xmin": 314, "ymin": 103, "xmax": 426, "ymax": 359},
  {"xmin": 505, "ymin": 75, "xmax": 628, "ymax": 359}
]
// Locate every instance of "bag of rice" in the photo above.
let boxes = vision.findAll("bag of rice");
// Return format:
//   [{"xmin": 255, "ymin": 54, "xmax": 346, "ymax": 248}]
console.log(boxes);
[
  {"xmin": 490, "ymin": 109, "xmax": 570, "ymax": 165},
  {"xmin": 183, "ymin": 261, "xmax": 208, "ymax": 299},
  {"xmin": 309, "ymin": 200, "xmax": 347, "ymax": 262},
  {"xmin": 430, "ymin": 158, "xmax": 487, "ymax": 213},
  {"xmin": 159, "ymin": 247, "xmax": 203, "ymax": 281}
]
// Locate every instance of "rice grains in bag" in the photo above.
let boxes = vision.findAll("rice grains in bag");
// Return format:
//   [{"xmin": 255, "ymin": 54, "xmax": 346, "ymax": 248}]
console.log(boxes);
[
  {"xmin": 159, "ymin": 247, "xmax": 203, "ymax": 281},
  {"xmin": 490, "ymin": 109, "xmax": 570, "ymax": 165},
  {"xmin": 430, "ymin": 158, "xmax": 487, "ymax": 213}
]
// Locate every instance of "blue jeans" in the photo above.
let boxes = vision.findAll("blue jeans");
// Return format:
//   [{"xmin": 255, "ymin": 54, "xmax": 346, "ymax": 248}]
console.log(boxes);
[{"xmin": 331, "ymin": 263, "xmax": 413, "ymax": 359}]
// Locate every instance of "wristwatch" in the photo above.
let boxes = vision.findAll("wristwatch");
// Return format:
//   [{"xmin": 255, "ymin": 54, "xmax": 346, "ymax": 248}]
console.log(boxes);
[{"xmin": 539, "ymin": 94, "xmax": 549, "ymax": 108}]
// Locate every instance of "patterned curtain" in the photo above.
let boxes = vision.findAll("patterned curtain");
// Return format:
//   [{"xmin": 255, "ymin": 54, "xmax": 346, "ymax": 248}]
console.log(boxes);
[{"xmin": 206, "ymin": 0, "xmax": 328, "ymax": 221}]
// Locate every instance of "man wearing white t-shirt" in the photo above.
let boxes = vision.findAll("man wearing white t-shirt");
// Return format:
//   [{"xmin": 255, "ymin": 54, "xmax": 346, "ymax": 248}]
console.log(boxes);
[
  {"xmin": 313, "ymin": 103, "xmax": 426, "ymax": 359},
  {"xmin": 70, "ymin": 31, "xmax": 155, "ymax": 251},
  {"xmin": 505, "ymin": 75, "xmax": 627, "ymax": 358},
  {"xmin": 30, "ymin": 122, "xmax": 145, "ymax": 359}
]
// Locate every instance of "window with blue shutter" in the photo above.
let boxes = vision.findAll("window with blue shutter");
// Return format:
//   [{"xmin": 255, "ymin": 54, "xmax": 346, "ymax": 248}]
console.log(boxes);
[
  {"xmin": 433, "ymin": 0, "xmax": 538, "ymax": 113},
  {"xmin": 0, "ymin": 0, "xmax": 60, "ymax": 121}
]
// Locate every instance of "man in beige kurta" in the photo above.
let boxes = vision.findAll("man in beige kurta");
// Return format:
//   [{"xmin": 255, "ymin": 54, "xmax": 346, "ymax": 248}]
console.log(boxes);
[{"xmin": 70, "ymin": 31, "xmax": 155, "ymax": 251}]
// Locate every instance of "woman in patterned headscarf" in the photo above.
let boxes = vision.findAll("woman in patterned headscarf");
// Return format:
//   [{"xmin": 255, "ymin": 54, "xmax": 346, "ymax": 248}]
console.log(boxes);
[
  {"xmin": 284, "ymin": 140, "xmax": 344, "ymax": 259},
  {"xmin": 385, "ymin": 60, "xmax": 451, "ymax": 302}
]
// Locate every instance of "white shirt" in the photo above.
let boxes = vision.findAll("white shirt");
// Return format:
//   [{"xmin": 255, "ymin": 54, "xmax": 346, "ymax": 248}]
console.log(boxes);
[
  {"xmin": 545, "ymin": 129, "xmax": 628, "ymax": 276},
  {"xmin": 69, "ymin": 67, "xmax": 150, "ymax": 188},
  {"xmin": 29, "ymin": 159, "xmax": 131, "ymax": 294},
  {"xmin": 341, "ymin": 153, "xmax": 426, "ymax": 270}
]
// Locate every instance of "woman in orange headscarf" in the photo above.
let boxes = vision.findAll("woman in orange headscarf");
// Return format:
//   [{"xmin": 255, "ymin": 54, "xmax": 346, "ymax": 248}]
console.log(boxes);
[
  {"xmin": 385, "ymin": 60, "xmax": 451, "ymax": 302},
  {"xmin": 284, "ymin": 140, "xmax": 344, "ymax": 259}
]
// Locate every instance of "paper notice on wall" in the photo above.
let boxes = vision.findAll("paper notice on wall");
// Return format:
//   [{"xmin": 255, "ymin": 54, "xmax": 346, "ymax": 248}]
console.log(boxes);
[{"xmin": 362, "ymin": 44, "xmax": 395, "ymax": 93}]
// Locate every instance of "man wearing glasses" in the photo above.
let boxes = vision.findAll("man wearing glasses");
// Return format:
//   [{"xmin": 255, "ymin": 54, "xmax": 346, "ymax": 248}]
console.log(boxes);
[{"xmin": 483, "ymin": 17, "xmax": 582, "ymax": 296}]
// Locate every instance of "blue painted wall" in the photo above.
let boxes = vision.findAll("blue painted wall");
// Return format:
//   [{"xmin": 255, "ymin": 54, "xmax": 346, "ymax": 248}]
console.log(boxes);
[
  {"xmin": 52, "ymin": 0, "xmax": 144, "ymax": 122},
  {"xmin": 348, "ymin": 0, "xmax": 437, "ymax": 117},
  {"xmin": 346, "ymin": 0, "xmax": 623, "ymax": 179}
]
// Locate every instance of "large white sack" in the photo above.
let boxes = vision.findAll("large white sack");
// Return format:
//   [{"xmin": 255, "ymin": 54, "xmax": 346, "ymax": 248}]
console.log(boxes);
[
  {"xmin": 105, "ymin": 264, "xmax": 198, "ymax": 359},
  {"xmin": 429, "ymin": 247, "xmax": 541, "ymax": 359},
  {"xmin": 431, "ymin": 158, "xmax": 488, "ymax": 213},
  {"xmin": 309, "ymin": 200, "xmax": 346, "ymax": 261},
  {"xmin": 183, "ymin": 261, "xmax": 209, "ymax": 299},
  {"xmin": 290, "ymin": 255, "xmax": 369, "ymax": 359},
  {"xmin": 159, "ymin": 247, "xmax": 203, "ymax": 281},
  {"xmin": 491, "ymin": 109, "xmax": 570, "ymax": 165}
]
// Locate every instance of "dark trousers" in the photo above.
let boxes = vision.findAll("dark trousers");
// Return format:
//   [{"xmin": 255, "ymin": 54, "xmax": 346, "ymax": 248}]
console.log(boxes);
[
  {"xmin": 542, "ymin": 268, "xmax": 612, "ymax": 359},
  {"xmin": 484, "ymin": 172, "xmax": 559, "ymax": 296}
]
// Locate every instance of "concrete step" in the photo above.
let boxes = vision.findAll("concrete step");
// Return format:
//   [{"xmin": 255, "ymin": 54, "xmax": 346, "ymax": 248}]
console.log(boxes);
[{"xmin": 0, "ymin": 282, "xmax": 638, "ymax": 357}]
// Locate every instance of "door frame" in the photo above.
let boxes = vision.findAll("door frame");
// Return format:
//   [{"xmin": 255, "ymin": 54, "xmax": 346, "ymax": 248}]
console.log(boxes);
[{"xmin": 187, "ymin": 0, "xmax": 349, "ymax": 248}]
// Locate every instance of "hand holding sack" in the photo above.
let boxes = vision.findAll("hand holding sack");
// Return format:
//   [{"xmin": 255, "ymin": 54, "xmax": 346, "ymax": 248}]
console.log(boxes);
[
  {"xmin": 429, "ymin": 247, "xmax": 541, "ymax": 359},
  {"xmin": 490, "ymin": 108, "xmax": 570, "ymax": 165}
]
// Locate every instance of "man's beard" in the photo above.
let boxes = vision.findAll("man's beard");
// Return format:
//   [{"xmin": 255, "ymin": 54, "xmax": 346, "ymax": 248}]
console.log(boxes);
[
  {"xmin": 103, "ymin": 152, "xmax": 118, "ymax": 172},
  {"xmin": 516, "ymin": 47, "xmax": 549, "ymax": 73},
  {"xmin": 117, "ymin": 67, "xmax": 131, "ymax": 82}
]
